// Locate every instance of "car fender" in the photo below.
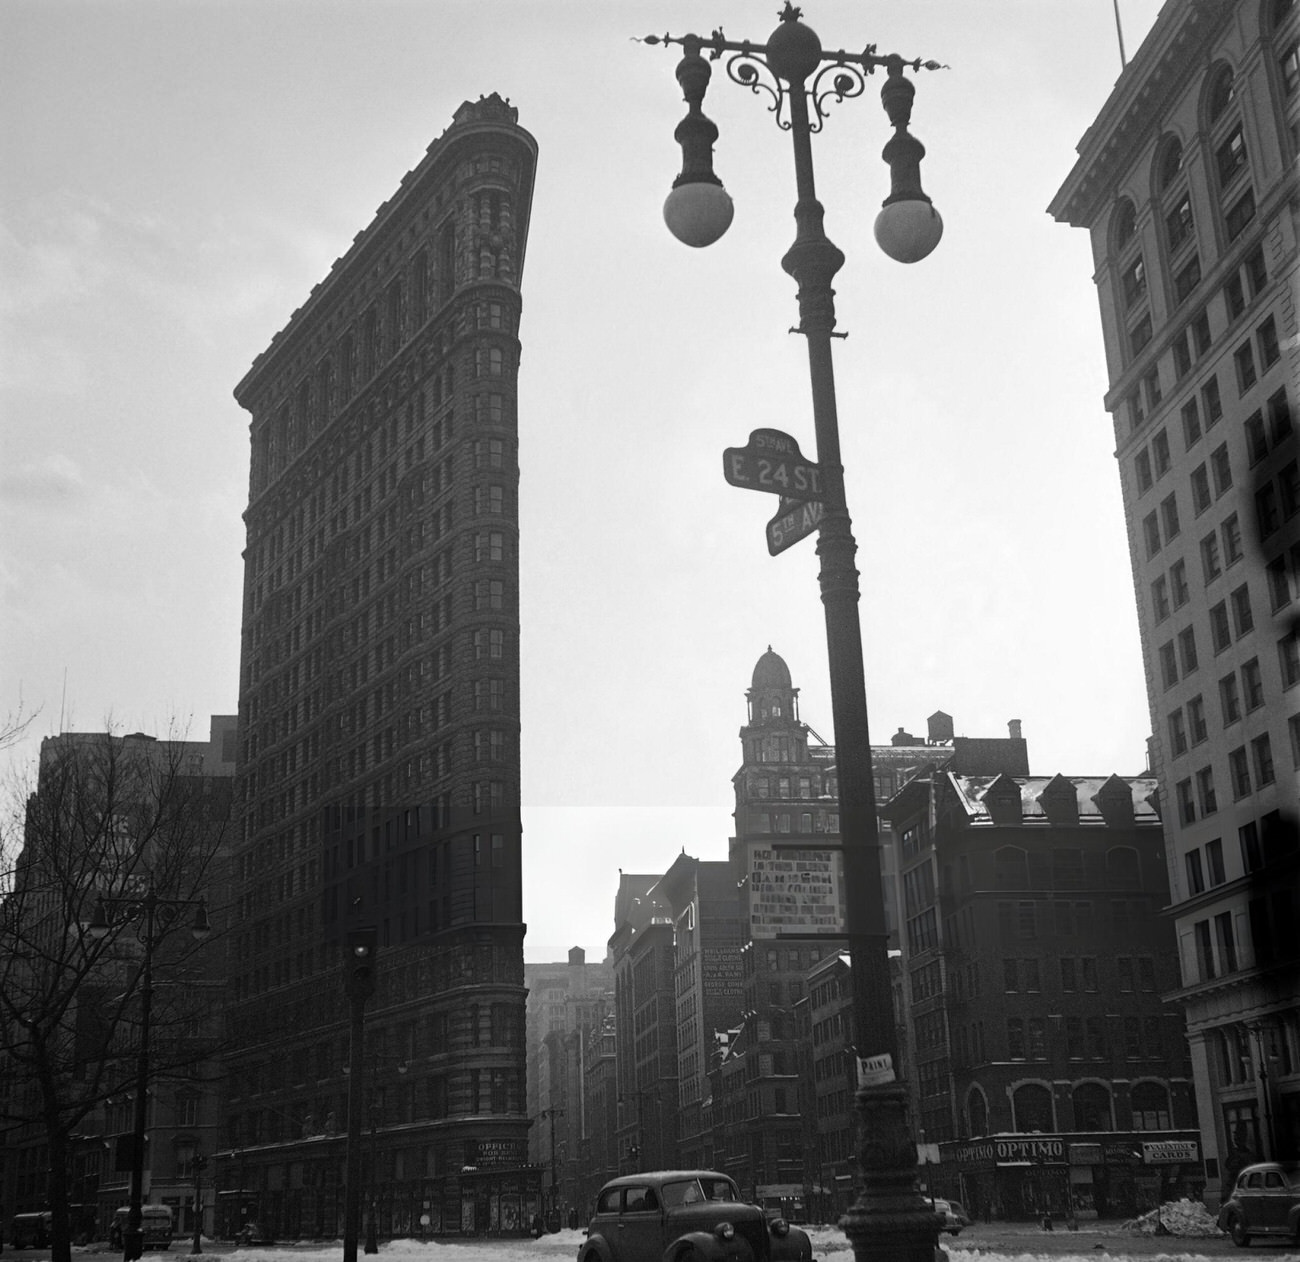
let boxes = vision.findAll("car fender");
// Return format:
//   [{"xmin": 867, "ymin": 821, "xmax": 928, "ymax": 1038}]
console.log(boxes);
[
  {"xmin": 579, "ymin": 1234, "xmax": 616, "ymax": 1262},
  {"xmin": 663, "ymin": 1228, "xmax": 757, "ymax": 1262}
]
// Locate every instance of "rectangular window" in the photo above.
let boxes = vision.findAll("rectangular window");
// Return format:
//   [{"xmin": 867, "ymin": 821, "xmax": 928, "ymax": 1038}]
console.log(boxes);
[
  {"xmin": 1162, "ymin": 492, "xmax": 1181, "ymax": 539},
  {"xmin": 1245, "ymin": 245, "xmax": 1268, "ymax": 296},
  {"xmin": 1182, "ymin": 398, "xmax": 1203, "ymax": 449},
  {"xmin": 1281, "ymin": 460, "xmax": 1300, "ymax": 518},
  {"xmin": 1135, "ymin": 449, "xmax": 1154, "ymax": 493},
  {"xmin": 1230, "ymin": 583, "xmax": 1254, "ymax": 637},
  {"xmin": 1268, "ymin": 556, "xmax": 1291, "ymax": 610},
  {"xmin": 1166, "ymin": 193, "xmax": 1194, "ymax": 251},
  {"xmin": 1240, "ymin": 820, "xmax": 1263, "ymax": 871},
  {"xmin": 1129, "ymin": 388, "xmax": 1147, "ymax": 431},
  {"xmin": 1144, "ymin": 512, "xmax": 1162, "ymax": 559},
  {"xmin": 1159, "ymin": 641, "xmax": 1178, "ymax": 689},
  {"xmin": 1186, "ymin": 847, "xmax": 1205, "ymax": 894},
  {"xmin": 1211, "ymin": 443, "xmax": 1233, "ymax": 495},
  {"xmin": 1151, "ymin": 576, "xmax": 1171, "ymax": 622},
  {"xmin": 1258, "ymin": 315, "xmax": 1281, "ymax": 370},
  {"xmin": 1168, "ymin": 707, "xmax": 1188, "ymax": 756},
  {"xmin": 1195, "ymin": 919, "xmax": 1215, "ymax": 980},
  {"xmin": 1282, "ymin": 40, "xmax": 1300, "ymax": 94},
  {"xmin": 1173, "ymin": 254, "xmax": 1201, "ymax": 305},
  {"xmin": 1203, "ymin": 376, "xmax": 1224, "ymax": 425},
  {"xmin": 1269, "ymin": 391, "xmax": 1293, "ymax": 445},
  {"xmin": 1178, "ymin": 625, "xmax": 1199, "ymax": 674},
  {"xmin": 1246, "ymin": 411, "xmax": 1269, "ymax": 464},
  {"xmin": 1171, "ymin": 559, "xmax": 1190, "ymax": 607},
  {"xmin": 1220, "ymin": 671, "xmax": 1242, "ymax": 724},
  {"xmin": 1225, "ymin": 187, "xmax": 1256, "ymax": 240},
  {"xmin": 1252, "ymin": 733, "xmax": 1275, "ymax": 787},
  {"xmin": 1222, "ymin": 513, "xmax": 1244, "ymax": 566},
  {"xmin": 1225, "ymin": 272, "xmax": 1247, "ymax": 320},
  {"xmin": 1241, "ymin": 657, "xmax": 1264, "ymax": 711},
  {"xmin": 1188, "ymin": 694, "xmax": 1209, "ymax": 743},
  {"xmin": 1202, "ymin": 532, "xmax": 1222, "ymax": 583},
  {"xmin": 1152, "ymin": 429, "xmax": 1171, "ymax": 475},
  {"xmin": 1007, "ymin": 1018, "xmax": 1025, "ymax": 1060},
  {"xmin": 1279, "ymin": 631, "xmax": 1300, "ymax": 688},
  {"xmin": 1177, "ymin": 777, "xmax": 1196, "ymax": 824},
  {"xmin": 1229, "ymin": 746, "xmax": 1252, "ymax": 799},
  {"xmin": 1173, "ymin": 332, "xmax": 1193, "ymax": 378},
  {"xmin": 1258, "ymin": 482, "xmax": 1281, "ymax": 540},
  {"xmin": 1215, "ymin": 910, "xmax": 1238, "ymax": 973},
  {"xmin": 1236, "ymin": 339, "xmax": 1258, "ymax": 394},
  {"xmin": 1121, "ymin": 255, "xmax": 1147, "ymax": 308},
  {"xmin": 1196, "ymin": 765, "xmax": 1218, "ymax": 816},
  {"xmin": 1192, "ymin": 309, "xmax": 1213, "ymax": 356},
  {"xmin": 1206, "ymin": 836, "xmax": 1225, "ymax": 886},
  {"xmin": 1145, "ymin": 365, "xmax": 1163, "ymax": 409},
  {"xmin": 1217, "ymin": 126, "xmax": 1248, "ymax": 185},
  {"xmin": 1191, "ymin": 463, "xmax": 1212, "ymax": 514},
  {"xmin": 1130, "ymin": 314, "xmax": 1154, "ymax": 356}
]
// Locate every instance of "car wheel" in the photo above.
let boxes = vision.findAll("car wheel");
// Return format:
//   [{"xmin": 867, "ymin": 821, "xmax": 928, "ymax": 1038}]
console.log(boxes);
[{"xmin": 1228, "ymin": 1215, "xmax": 1251, "ymax": 1247}]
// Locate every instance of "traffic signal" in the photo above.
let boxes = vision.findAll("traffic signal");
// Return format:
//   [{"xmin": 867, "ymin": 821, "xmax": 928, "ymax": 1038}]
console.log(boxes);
[{"xmin": 345, "ymin": 926, "xmax": 378, "ymax": 1002}]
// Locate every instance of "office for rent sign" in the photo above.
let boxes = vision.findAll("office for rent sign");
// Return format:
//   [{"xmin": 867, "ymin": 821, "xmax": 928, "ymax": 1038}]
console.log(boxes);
[{"xmin": 747, "ymin": 845, "xmax": 846, "ymax": 938}]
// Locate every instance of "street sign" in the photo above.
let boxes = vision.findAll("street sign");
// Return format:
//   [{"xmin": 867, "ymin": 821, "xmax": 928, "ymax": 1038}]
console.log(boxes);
[
  {"xmin": 767, "ymin": 496, "xmax": 824, "ymax": 555},
  {"xmin": 723, "ymin": 428, "xmax": 822, "ymax": 501}
]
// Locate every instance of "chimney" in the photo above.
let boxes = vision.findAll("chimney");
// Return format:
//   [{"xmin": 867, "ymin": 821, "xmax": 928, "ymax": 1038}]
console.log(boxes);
[{"xmin": 1008, "ymin": 719, "xmax": 1023, "ymax": 740}]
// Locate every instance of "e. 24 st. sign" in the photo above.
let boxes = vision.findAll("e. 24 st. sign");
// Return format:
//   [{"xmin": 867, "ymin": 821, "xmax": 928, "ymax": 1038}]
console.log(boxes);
[{"xmin": 723, "ymin": 428, "xmax": 822, "ymax": 501}]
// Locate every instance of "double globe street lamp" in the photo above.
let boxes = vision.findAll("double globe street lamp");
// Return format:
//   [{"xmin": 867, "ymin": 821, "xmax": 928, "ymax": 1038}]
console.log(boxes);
[{"xmin": 645, "ymin": 7, "xmax": 943, "ymax": 1261}]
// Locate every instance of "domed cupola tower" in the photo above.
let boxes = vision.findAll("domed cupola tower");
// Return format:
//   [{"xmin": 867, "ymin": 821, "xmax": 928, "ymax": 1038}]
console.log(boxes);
[{"xmin": 740, "ymin": 646, "xmax": 810, "ymax": 765}]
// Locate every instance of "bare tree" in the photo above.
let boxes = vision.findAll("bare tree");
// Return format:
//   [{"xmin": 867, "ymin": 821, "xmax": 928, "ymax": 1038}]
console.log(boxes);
[{"xmin": 0, "ymin": 727, "xmax": 231, "ymax": 1262}]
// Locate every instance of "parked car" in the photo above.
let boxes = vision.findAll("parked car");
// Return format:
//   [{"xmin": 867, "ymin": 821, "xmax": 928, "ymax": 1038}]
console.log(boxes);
[
  {"xmin": 109, "ymin": 1206, "xmax": 174, "ymax": 1251},
  {"xmin": 1217, "ymin": 1160, "xmax": 1300, "ymax": 1246},
  {"xmin": 579, "ymin": 1171, "xmax": 814, "ymax": 1262},
  {"xmin": 931, "ymin": 1199, "xmax": 968, "ymax": 1236},
  {"xmin": 10, "ymin": 1212, "xmax": 53, "ymax": 1249}
]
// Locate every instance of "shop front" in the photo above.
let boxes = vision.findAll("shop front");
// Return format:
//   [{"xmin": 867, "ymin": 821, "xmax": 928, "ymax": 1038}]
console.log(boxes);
[{"xmin": 940, "ymin": 1133, "xmax": 1203, "ymax": 1223}]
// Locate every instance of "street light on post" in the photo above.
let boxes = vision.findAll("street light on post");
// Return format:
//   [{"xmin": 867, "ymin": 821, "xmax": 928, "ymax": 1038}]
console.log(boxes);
[
  {"xmin": 538, "ymin": 1107, "xmax": 564, "ymax": 1224},
  {"xmin": 644, "ymin": 7, "xmax": 944, "ymax": 1262},
  {"xmin": 87, "ymin": 890, "xmax": 210, "ymax": 1262},
  {"xmin": 342, "ymin": 926, "xmax": 378, "ymax": 1262}
]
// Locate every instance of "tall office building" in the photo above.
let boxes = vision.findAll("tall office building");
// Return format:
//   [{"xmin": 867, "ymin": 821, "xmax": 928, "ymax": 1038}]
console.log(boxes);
[
  {"xmin": 221, "ymin": 94, "xmax": 538, "ymax": 1237},
  {"xmin": 1050, "ymin": 0, "xmax": 1299, "ymax": 1196}
]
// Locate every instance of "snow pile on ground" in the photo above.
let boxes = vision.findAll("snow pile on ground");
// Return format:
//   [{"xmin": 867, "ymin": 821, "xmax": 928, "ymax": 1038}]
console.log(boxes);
[{"xmin": 1122, "ymin": 1198, "xmax": 1223, "ymax": 1237}]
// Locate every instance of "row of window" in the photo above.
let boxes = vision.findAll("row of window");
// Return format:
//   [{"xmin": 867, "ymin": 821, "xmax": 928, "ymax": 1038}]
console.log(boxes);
[
  {"xmin": 1174, "ymin": 732, "xmax": 1277, "ymax": 824},
  {"xmin": 1001, "ymin": 953, "xmax": 1157, "ymax": 994}
]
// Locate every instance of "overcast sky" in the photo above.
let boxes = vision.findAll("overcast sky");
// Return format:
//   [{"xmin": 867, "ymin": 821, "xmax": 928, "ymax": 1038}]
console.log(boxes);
[{"xmin": 2, "ymin": 0, "xmax": 1167, "ymax": 963}]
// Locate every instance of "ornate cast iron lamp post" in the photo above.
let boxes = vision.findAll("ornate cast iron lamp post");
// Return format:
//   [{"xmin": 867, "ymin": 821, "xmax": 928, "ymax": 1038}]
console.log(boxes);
[
  {"xmin": 644, "ymin": 7, "xmax": 943, "ymax": 1261},
  {"xmin": 87, "ymin": 891, "xmax": 211, "ymax": 1262}
]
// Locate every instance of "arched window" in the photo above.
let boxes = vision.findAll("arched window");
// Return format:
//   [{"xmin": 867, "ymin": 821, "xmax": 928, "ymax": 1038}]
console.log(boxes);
[
  {"xmin": 1207, "ymin": 65, "xmax": 1236, "ymax": 123},
  {"xmin": 968, "ymin": 1087, "xmax": 989, "ymax": 1137},
  {"xmin": 1072, "ymin": 1082, "xmax": 1113, "ymax": 1131},
  {"xmin": 1156, "ymin": 136, "xmax": 1184, "ymax": 191},
  {"xmin": 1130, "ymin": 1081, "xmax": 1171, "ymax": 1129},
  {"xmin": 1112, "ymin": 198, "xmax": 1138, "ymax": 251},
  {"xmin": 1012, "ymin": 1082, "xmax": 1054, "ymax": 1132},
  {"xmin": 1269, "ymin": 0, "xmax": 1296, "ymax": 32},
  {"xmin": 994, "ymin": 846, "xmax": 1029, "ymax": 889}
]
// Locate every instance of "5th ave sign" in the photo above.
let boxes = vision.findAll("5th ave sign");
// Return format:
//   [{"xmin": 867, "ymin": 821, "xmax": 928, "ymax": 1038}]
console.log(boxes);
[{"xmin": 723, "ymin": 428, "xmax": 825, "ymax": 555}]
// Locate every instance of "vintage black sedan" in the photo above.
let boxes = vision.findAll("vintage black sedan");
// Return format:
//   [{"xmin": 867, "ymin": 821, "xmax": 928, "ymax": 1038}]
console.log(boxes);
[{"xmin": 579, "ymin": 1171, "xmax": 815, "ymax": 1262}]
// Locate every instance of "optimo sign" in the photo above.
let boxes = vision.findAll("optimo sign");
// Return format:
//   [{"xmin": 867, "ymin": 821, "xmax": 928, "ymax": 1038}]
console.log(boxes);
[{"xmin": 747, "ymin": 845, "xmax": 846, "ymax": 938}]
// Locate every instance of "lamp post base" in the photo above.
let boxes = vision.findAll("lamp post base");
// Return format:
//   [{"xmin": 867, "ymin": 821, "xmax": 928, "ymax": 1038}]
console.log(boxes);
[{"xmin": 840, "ymin": 1085, "xmax": 942, "ymax": 1262}]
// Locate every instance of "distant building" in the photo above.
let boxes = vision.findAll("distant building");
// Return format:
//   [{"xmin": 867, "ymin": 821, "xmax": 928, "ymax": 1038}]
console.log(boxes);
[
  {"xmin": 885, "ymin": 771, "xmax": 1198, "ymax": 1221},
  {"xmin": 222, "ymin": 93, "xmax": 539, "ymax": 1237},
  {"xmin": 2, "ymin": 719, "xmax": 234, "ymax": 1240},
  {"xmin": 608, "ymin": 874, "xmax": 678, "ymax": 1175},
  {"xmin": 1050, "ymin": 0, "xmax": 1300, "ymax": 1193},
  {"xmin": 523, "ymin": 948, "xmax": 613, "ymax": 1217},
  {"xmin": 723, "ymin": 647, "xmax": 1027, "ymax": 1206}
]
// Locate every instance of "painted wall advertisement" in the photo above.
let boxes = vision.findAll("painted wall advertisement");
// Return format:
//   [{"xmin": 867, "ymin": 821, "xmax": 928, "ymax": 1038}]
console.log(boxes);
[{"xmin": 747, "ymin": 845, "xmax": 846, "ymax": 938}]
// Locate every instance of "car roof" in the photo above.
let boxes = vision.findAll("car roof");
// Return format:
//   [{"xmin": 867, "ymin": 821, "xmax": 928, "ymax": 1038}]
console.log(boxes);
[
  {"xmin": 1239, "ymin": 1161, "xmax": 1300, "ymax": 1174},
  {"xmin": 600, "ymin": 1171, "xmax": 734, "ymax": 1189}
]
